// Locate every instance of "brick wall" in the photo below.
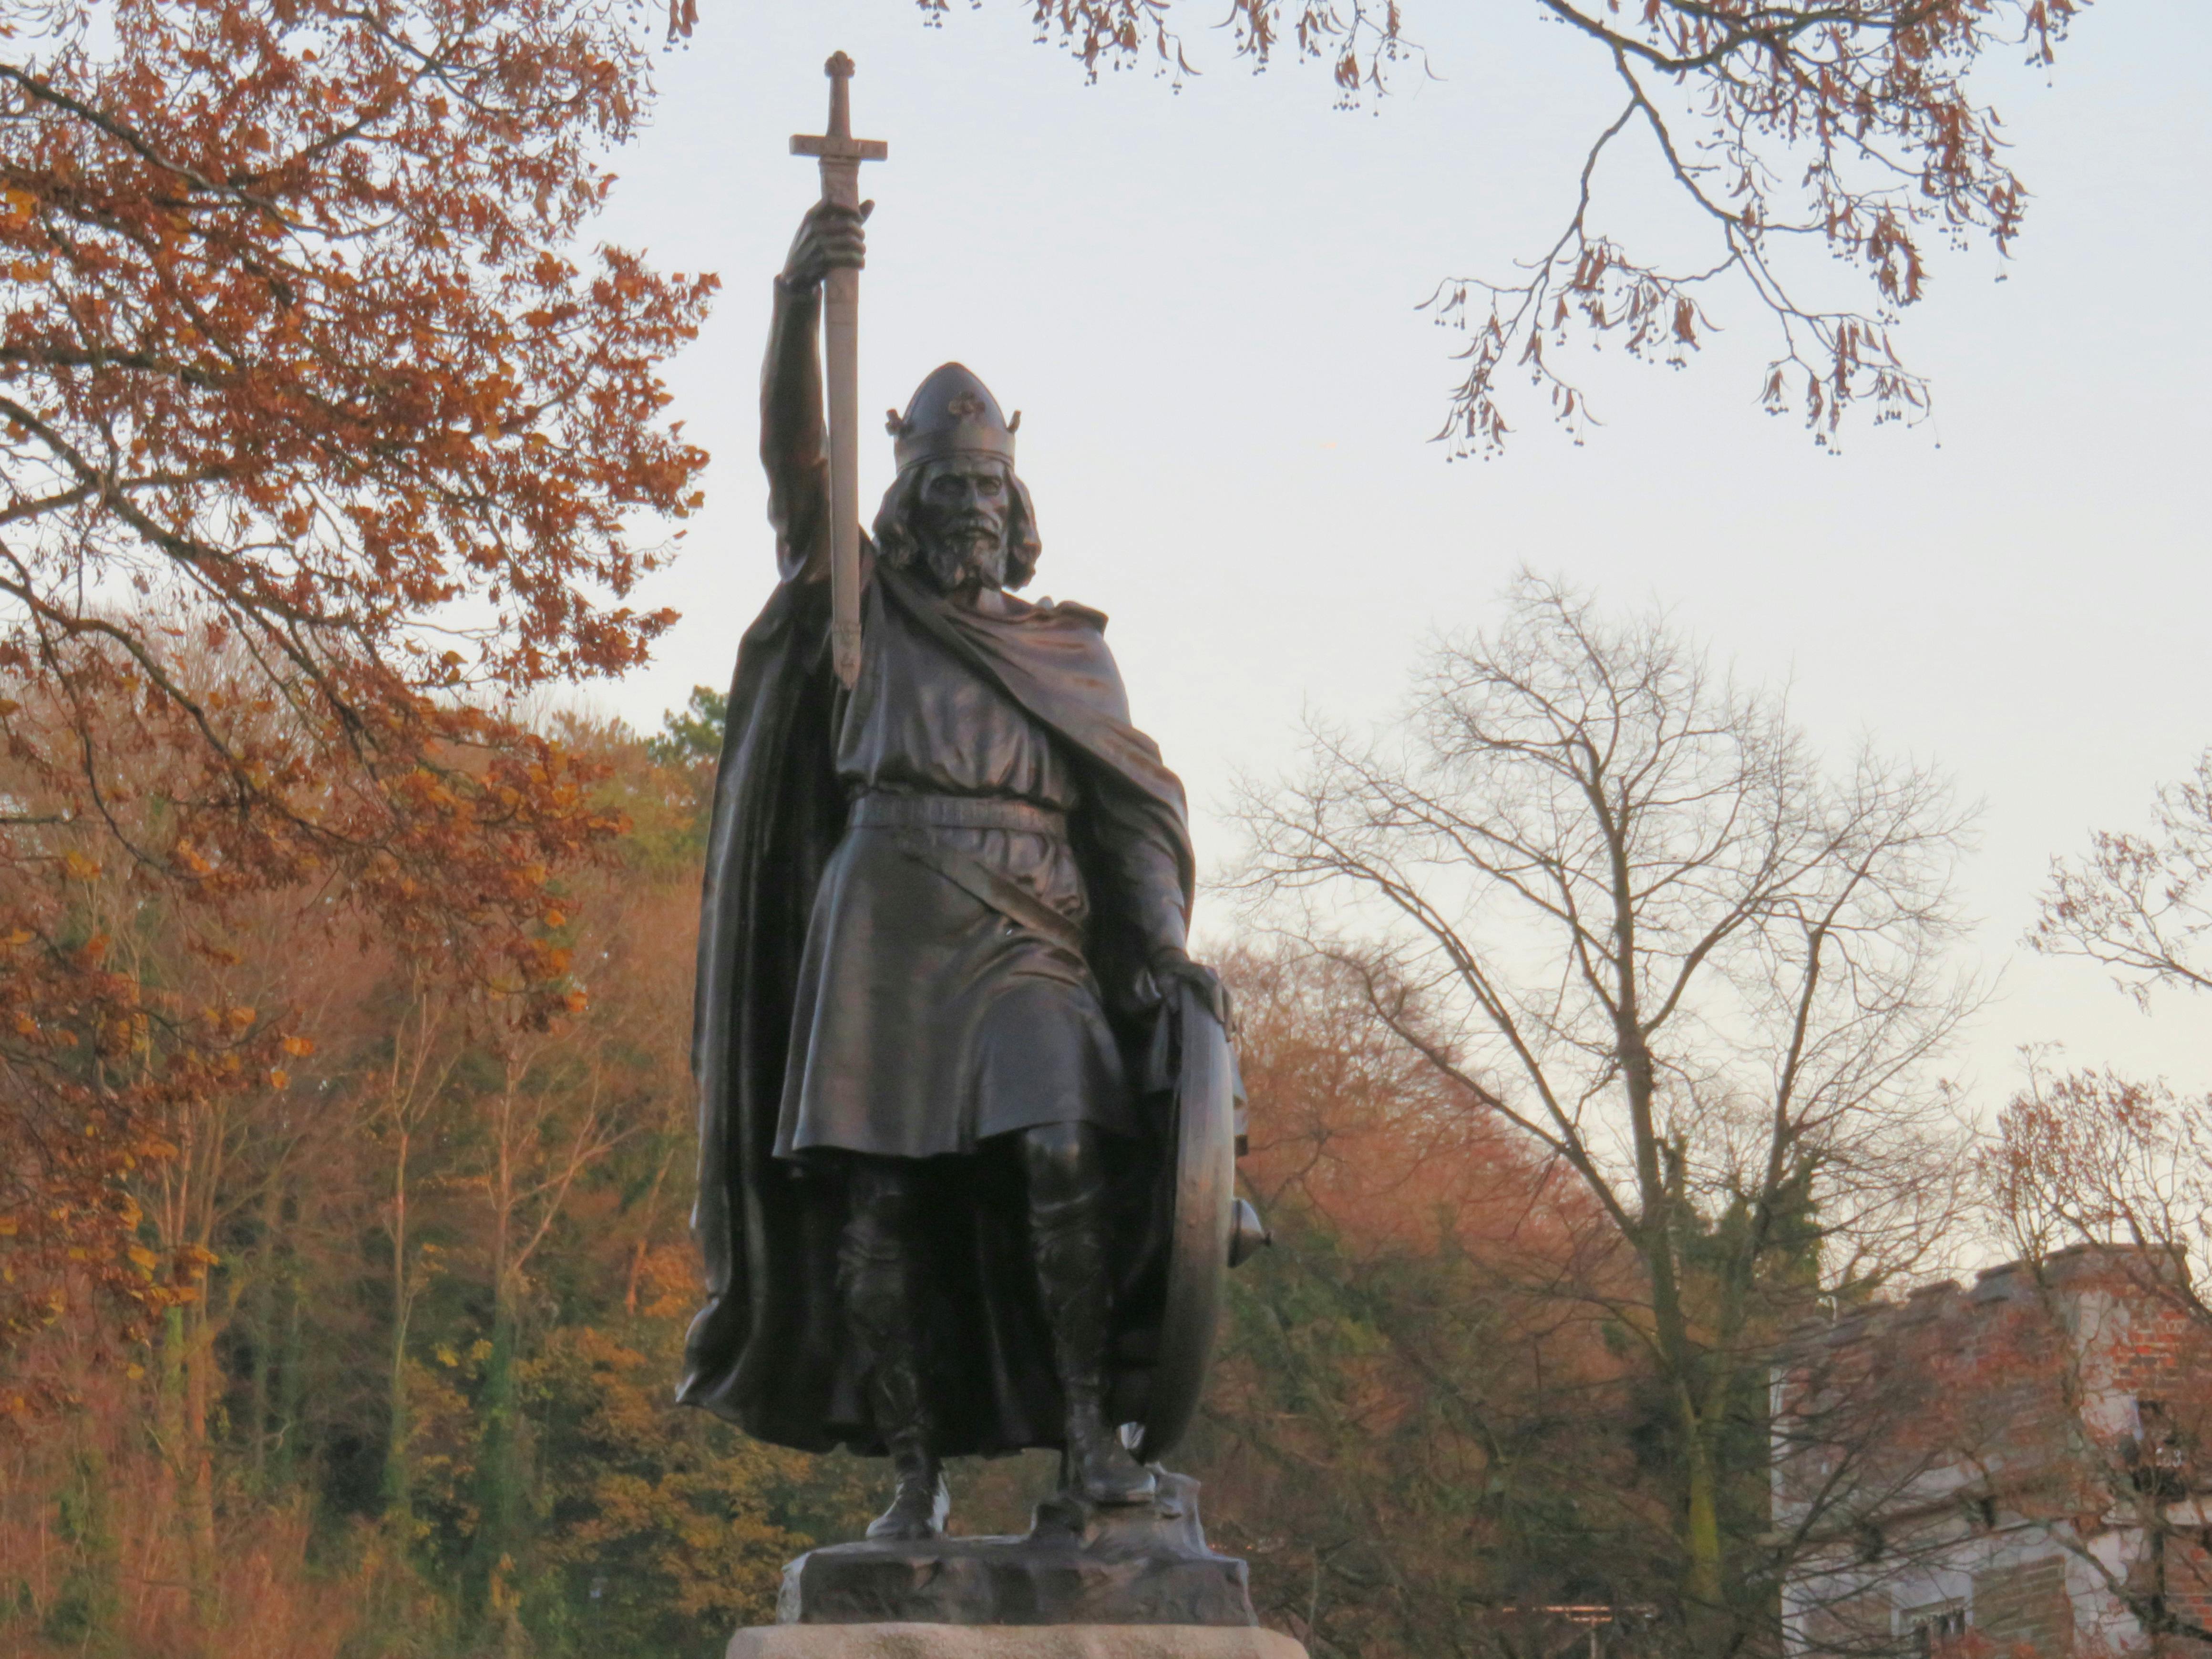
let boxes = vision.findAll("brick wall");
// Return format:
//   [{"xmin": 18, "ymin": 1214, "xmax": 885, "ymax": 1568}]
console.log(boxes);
[
  {"xmin": 1775, "ymin": 1244, "xmax": 2212, "ymax": 1659},
  {"xmin": 2157, "ymin": 1533, "xmax": 2212, "ymax": 1657},
  {"xmin": 1776, "ymin": 1245, "xmax": 2212, "ymax": 1511},
  {"xmin": 1971, "ymin": 1556, "xmax": 2070, "ymax": 1658}
]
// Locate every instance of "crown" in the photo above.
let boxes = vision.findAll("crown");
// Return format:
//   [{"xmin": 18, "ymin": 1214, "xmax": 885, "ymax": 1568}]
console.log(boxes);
[{"xmin": 885, "ymin": 362, "xmax": 1020, "ymax": 474}]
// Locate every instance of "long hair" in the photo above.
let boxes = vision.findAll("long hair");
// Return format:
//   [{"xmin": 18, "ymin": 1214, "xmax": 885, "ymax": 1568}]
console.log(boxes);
[{"xmin": 870, "ymin": 460, "xmax": 1042, "ymax": 591}]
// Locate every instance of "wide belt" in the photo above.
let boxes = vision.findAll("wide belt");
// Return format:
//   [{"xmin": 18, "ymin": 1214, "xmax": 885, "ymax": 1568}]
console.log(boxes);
[
  {"xmin": 850, "ymin": 793, "xmax": 1085, "ymax": 955},
  {"xmin": 850, "ymin": 792, "xmax": 1067, "ymax": 837}
]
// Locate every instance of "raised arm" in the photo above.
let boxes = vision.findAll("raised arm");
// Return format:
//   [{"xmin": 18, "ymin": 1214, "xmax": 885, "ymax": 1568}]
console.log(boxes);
[{"xmin": 763, "ymin": 200, "xmax": 868, "ymax": 584}]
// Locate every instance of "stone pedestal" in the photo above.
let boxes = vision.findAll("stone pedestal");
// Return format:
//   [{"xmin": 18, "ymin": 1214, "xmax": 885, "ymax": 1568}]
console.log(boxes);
[
  {"xmin": 730, "ymin": 1626, "xmax": 1306, "ymax": 1659},
  {"xmin": 772, "ymin": 1473, "xmax": 1255, "ymax": 1628}
]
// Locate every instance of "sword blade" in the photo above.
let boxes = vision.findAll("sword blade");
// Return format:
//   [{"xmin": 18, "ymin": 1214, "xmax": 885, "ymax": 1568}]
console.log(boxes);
[
  {"xmin": 824, "ymin": 257, "xmax": 862, "ymax": 688},
  {"xmin": 794, "ymin": 51, "xmax": 883, "ymax": 691}
]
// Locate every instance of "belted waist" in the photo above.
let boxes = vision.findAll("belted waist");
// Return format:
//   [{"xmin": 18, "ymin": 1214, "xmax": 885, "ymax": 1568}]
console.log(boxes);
[{"xmin": 849, "ymin": 792, "xmax": 1068, "ymax": 837}]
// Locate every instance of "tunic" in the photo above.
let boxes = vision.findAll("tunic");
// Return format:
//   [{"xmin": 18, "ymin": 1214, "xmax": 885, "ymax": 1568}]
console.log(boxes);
[{"xmin": 772, "ymin": 575, "xmax": 1144, "ymax": 1158}]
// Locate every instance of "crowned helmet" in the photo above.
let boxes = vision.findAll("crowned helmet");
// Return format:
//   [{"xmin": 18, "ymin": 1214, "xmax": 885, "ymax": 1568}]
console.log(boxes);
[{"xmin": 885, "ymin": 363, "xmax": 1020, "ymax": 475}]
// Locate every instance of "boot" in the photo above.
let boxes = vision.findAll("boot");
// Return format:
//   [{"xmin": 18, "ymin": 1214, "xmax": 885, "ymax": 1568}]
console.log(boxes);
[
  {"xmin": 863, "ymin": 1341, "xmax": 947, "ymax": 1541},
  {"xmin": 840, "ymin": 1161, "xmax": 949, "ymax": 1542},
  {"xmin": 1061, "ymin": 1375, "xmax": 1154, "ymax": 1507},
  {"xmin": 866, "ymin": 1419, "xmax": 948, "ymax": 1541},
  {"xmin": 1030, "ymin": 1161, "xmax": 1157, "ymax": 1507}
]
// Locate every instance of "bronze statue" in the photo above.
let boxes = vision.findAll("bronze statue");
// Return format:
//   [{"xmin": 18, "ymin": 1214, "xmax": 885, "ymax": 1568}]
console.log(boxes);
[{"xmin": 678, "ymin": 183, "xmax": 1230, "ymax": 1546}]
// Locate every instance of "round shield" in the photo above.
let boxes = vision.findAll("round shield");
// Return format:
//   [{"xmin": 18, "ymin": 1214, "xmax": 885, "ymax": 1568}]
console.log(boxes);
[{"xmin": 1131, "ymin": 980, "xmax": 1236, "ymax": 1463}]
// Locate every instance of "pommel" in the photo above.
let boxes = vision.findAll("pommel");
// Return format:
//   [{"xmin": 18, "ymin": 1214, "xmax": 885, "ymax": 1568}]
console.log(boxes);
[{"xmin": 824, "ymin": 52, "xmax": 854, "ymax": 140}]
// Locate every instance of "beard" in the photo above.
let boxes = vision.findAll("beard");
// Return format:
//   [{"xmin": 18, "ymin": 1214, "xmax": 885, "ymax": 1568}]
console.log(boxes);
[{"xmin": 919, "ymin": 527, "xmax": 1008, "ymax": 592}]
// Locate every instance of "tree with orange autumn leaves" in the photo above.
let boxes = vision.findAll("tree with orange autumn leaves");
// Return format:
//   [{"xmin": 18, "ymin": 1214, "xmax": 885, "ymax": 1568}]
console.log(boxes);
[
  {"xmin": 1991, "ymin": 747, "xmax": 2212, "ymax": 1330},
  {"xmin": 0, "ymin": 708, "xmax": 870, "ymax": 1658},
  {"xmin": 0, "ymin": 0, "xmax": 713, "ymax": 1406},
  {"xmin": 0, "ymin": 703, "xmax": 1669, "ymax": 1657}
]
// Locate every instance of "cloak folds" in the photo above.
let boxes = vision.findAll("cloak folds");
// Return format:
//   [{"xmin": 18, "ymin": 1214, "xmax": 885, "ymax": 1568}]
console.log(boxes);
[{"xmin": 678, "ymin": 560, "xmax": 1196, "ymax": 1457}]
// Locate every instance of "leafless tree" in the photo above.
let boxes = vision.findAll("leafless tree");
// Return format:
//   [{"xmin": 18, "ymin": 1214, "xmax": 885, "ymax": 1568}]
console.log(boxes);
[
  {"xmin": 2033, "ymin": 749, "xmax": 2212, "ymax": 1010},
  {"xmin": 1231, "ymin": 572, "xmax": 1983, "ymax": 1647}
]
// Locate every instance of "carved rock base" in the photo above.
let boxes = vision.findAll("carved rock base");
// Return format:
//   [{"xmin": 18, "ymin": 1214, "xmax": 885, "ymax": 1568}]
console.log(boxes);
[{"xmin": 772, "ymin": 1472, "xmax": 1256, "ymax": 1628}]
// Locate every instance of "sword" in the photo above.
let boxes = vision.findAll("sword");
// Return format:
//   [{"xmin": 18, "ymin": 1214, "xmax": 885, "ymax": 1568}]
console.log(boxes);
[{"xmin": 792, "ymin": 52, "xmax": 887, "ymax": 690}]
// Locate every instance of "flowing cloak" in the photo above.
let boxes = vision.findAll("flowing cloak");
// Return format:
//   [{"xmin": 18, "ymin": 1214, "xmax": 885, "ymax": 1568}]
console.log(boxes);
[{"xmin": 677, "ymin": 293, "xmax": 1196, "ymax": 1452}]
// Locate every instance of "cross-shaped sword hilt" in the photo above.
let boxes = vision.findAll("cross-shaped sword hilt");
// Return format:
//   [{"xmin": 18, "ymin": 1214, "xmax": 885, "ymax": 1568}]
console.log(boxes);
[{"xmin": 791, "ymin": 52, "xmax": 887, "ymax": 208}]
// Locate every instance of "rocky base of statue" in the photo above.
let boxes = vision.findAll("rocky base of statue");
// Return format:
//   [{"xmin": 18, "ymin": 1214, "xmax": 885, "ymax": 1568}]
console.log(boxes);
[{"xmin": 770, "ymin": 1472, "xmax": 1255, "ymax": 1628}]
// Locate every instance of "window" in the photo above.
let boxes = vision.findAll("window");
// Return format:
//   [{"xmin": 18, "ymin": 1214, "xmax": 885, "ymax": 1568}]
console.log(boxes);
[
  {"xmin": 1903, "ymin": 1600, "xmax": 1967, "ymax": 1656},
  {"xmin": 2135, "ymin": 1398, "xmax": 2191, "ymax": 1499}
]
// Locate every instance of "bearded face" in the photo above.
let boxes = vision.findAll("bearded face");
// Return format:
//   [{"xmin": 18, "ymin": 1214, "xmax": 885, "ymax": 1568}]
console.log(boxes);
[{"xmin": 909, "ymin": 458, "xmax": 1011, "ymax": 592}]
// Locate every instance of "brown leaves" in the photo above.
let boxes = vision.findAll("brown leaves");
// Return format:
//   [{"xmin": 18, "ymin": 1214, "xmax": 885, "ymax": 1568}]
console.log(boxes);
[
  {"xmin": 0, "ymin": 0, "xmax": 710, "ymax": 1401},
  {"xmin": 2, "ymin": 0, "xmax": 716, "ymax": 695},
  {"xmin": 974, "ymin": 0, "xmax": 2068, "ymax": 448},
  {"xmin": 1413, "ymin": 0, "xmax": 2064, "ymax": 452},
  {"xmin": 0, "ymin": 889, "xmax": 218, "ymax": 1417},
  {"xmin": 1004, "ymin": 0, "xmax": 1410, "ymax": 98}
]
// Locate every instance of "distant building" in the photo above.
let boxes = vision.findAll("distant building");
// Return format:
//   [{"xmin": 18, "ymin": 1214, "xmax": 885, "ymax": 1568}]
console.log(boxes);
[{"xmin": 1772, "ymin": 1245, "xmax": 2212, "ymax": 1658}]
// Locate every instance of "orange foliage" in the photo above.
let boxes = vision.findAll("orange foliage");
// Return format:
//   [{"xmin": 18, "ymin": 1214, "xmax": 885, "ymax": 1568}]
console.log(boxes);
[
  {"xmin": 0, "ymin": 712, "xmax": 885, "ymax": 1656},
  {"xmin": 0, "ymin": 0, "xmax": 712, "ymax": 1402},
  {"xmin": 1197, "ymin": 951, "xmax": 1653, "ymax": 1651},
  {"xmin": 1234, "ymin": 946, "xmax": 1594, "ymax": 1267},
  {"xmin": 0, "ymin": 1366, "xmax": 424, "ymax": 1659}
]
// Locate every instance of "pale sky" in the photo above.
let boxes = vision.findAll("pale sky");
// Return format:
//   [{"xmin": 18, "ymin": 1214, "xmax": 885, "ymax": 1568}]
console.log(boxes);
[{"xmin": 587, "ymin": 0, "xmax": 2212, "ymax": 1113}]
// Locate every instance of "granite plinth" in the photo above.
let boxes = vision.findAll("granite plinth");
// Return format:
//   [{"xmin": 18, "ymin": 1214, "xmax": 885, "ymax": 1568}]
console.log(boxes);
[
  {"xmin": 775, "ymin": 1473, "xmax": 1255, "ymax": 1628},
  {"xmin": 730, "ymin": 1626, "xmax": 1306, "ymax": 1659}
]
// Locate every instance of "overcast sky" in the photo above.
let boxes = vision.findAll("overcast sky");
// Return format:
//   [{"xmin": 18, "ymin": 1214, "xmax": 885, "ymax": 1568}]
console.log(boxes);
[{"xmin": 585, "ymin": 0, "xmax": 2211, "ymax": 1112}]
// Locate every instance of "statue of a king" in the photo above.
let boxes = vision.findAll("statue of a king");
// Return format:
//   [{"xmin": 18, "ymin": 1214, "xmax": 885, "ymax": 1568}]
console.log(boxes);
[{"xmin": 678, "ymin": 198, "xmax": 1225, "ymax": 1544}]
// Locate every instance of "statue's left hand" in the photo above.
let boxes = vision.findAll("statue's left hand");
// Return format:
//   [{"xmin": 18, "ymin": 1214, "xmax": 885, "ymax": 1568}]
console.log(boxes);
[{"xmin": 1151, "ymin": 946, "xmax": 1229, "ymax": 1027}]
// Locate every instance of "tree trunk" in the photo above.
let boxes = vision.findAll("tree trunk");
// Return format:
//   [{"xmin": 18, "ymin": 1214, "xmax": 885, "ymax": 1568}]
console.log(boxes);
[
  {"xmin": 271, "ymin": 1205, "xmax": 309, "ymax": 1496},
  {"xmin": 383, "ymin": 1125, "xmax": 413, "ymax": 1522},
  {"xmin": 155, "ymin": 1302, "xmax": 186, "ymax": 1538},
  {"xmin": 467, "ymin": 1082, "xmax": 523, "ymax": 1628},
  {"xmin": 1681, "ymin": 1416, "xmax": 1725, "ymax": 1608},
  {"xmin": 182, "ymin": 1292, "xmax": 218, "ymax": 1612},
  {"xmin": 464, "ymin": 1302, "xmax": 521, "ymax": 1625},
  {"xmin": 622, "ymin": 1145, "xmax": 674, "ymax": 1320},
  {"xmin": 247, "ymin": 1233, "xmax": 273, "ymax": 1498}
]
